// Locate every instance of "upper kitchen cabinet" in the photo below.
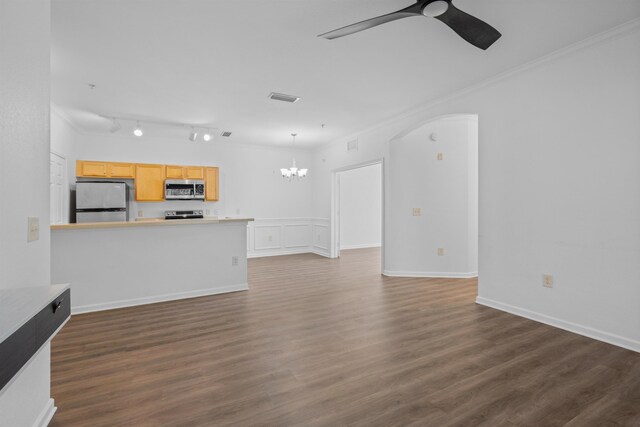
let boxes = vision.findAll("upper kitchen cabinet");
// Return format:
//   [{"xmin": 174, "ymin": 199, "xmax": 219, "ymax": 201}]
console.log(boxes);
[
  {"xmin": 77, "ymin": 160, "xmax": 107, "ymax": 177},
  {"xmin": 185, "ymin": 167, "xmax": 204, "ymax": 180},
  {"xmin": 135, "ymin": 164, "xmax": 166, "ymax": 202},
  {"xmin": 165, "ymin": 166, "xmax": 205, "ymax": 180},
  {"xmin": 77, "ymin": 160, "xmax": 135, "ymax": 178},
  {"xmin": 165, "ymin": 165, "xmax": 185, "ymax": 179},
  {"xmin": 205, "ymin": 167, "xmax": 219, "ymax": 201},
  {"xmin": 107, "ymin": 162, "xmax": 135, "ymax": 178}
]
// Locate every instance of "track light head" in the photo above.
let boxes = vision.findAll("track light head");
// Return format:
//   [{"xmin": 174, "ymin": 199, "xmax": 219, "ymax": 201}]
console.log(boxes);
[
  {"xmin": 203, "ymin": 129, "xmax": 213, "ymax": 142},
  {"xmin": 133, "ymin": 121, "xmax": 143, "ymax": 137},
  {"xmin": 109, "ymin": 118, "xmax": 121, "ymax": 133},
  {"xmin": 188, "ymin": 128, "xmax": 198, "ymax": 142}
]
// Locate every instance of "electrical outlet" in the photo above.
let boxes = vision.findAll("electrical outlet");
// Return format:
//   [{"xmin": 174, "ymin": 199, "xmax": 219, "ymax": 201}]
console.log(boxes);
[
  {"xmin": 412, "ymin": 208, "xmax": 421, "ymax": 216},
  {"xmin": 437, "ymin": 248, "xmax": 445, "ymax": 256},
  {"xmin": 437, "ymin": 152, "xmax": 444, "ymax": 161},
  {"xmin": 205, "ymin": 209, "xmax": 210, "ymax": 216},
  {"xmin": 316, "ymin": 234, "xmax": 321, "ymax": 242},
  {"xmin": 543, "ymin": 274, "xmax": 554, "ymax": 288},
  {"xmin": 231, "ymin": 256, "xmax": 239, "ymax": 266},
  {"xmin": 27, "ymin": 217, "xmax": 39, "ymax": 242},
  {"xmin": 138, "ymin": 210, "xmax": 144, "ymax": 218},
  {"xmin": 268, "ymin": 235, "xmax": 273, "ymax": 242}
]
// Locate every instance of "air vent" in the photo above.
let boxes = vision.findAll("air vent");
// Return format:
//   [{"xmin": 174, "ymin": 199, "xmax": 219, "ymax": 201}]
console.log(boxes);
[
  {"xmin": 268, "ymin": 92, "xmax": 300, "ymax": 103},
  {"xmin": 221, "ymin": 131, "xmax": 232, "ymax": 137},
  {"xmin": 347, "ymin": 139, "xmax": 359, "ymax": 152}
]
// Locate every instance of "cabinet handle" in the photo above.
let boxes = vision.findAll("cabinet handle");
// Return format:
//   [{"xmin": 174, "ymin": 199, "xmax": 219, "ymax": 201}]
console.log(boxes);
[{"xmin": 52, "ymin": 299, "xmax": 64, "ymax": 313}]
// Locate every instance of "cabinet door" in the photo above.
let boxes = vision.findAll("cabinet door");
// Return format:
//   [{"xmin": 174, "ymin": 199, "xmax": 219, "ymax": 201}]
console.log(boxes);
[
  {"xmin": 165, "ymin": 165, "xmax": 185, "ymax": 179},
  {"xmin": 77, "ymin": 160, "xmax": 107, "ymax": 177},
  {"xmin": 205, "ymin": 167, "xmax": 219, "ymax": 201},
  {"xmin": 135, "ymin": 164, "xmax": 166, "ymax": 201},
  {"xmin": 185, "ymin": 167, "xmax": 204, "ymax": 180},
  {"xmin": 107, "ymin": 162, "xmax": 135, "ymax": 178}
]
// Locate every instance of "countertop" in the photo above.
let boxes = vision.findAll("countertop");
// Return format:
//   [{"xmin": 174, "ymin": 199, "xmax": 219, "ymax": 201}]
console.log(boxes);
[
  {"xmin": 0, "ymin": 284, "xmax": 70, "ymax": 343},
  {"xmin": 50, "ymin": 217, "xmax": 254, "ymax": 230}
]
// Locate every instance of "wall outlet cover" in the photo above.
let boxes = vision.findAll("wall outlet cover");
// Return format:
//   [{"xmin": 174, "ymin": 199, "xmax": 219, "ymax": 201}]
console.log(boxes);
[
  {"xmin": 437, "ymin": 248, "xmax": 445, "ymax": 256},
  {"xmin": 27, "ymin": 217, "xmax": 39, "ymax": 242},
  {"xmin": 543, "ymin": 274, "xmax": 554, "ymax": 288},
  {"xmin": 412, "ymin": 208, "xmax": 421, "ymax": 216}
]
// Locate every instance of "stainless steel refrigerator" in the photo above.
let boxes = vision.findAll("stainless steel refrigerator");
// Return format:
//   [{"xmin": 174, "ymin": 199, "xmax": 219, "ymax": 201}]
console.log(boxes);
[{"xmin": 76, "ymin": 181, "xmax": 129, "ymax": 223}]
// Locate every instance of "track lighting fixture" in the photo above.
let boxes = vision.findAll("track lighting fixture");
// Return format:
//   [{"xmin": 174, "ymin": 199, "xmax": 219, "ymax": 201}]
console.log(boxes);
[
  {"xmin": 109, "ymin": 118, "xmax": 121, "ymax": 133},
  {"xmin": 203, "ymin": 129, "xmax": 213, "ymax": 142},
  {"xmin": 133, "ymin": 121, "xmax": 143, "ymax": 137},
  {"xmin": 188, "ymin": 128, "xmax": 198, "ymax": 142}
]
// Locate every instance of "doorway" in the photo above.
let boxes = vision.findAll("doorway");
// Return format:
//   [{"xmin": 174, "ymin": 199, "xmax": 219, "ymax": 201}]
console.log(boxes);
[{"xmin": 331, "ymin": 160, "xmax": 384, "ymax": 271}]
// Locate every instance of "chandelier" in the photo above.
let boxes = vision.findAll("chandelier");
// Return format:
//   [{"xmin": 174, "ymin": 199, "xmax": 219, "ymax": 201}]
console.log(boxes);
[{"xmin": 281, "ymin": 133, "xmax": 308, "ymax": 180}]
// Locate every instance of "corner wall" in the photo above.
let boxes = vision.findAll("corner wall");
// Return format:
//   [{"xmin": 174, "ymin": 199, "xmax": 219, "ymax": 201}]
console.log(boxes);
[{"xmin": 313, "ymin": 23, "xmax": 640, "ymax": 351}]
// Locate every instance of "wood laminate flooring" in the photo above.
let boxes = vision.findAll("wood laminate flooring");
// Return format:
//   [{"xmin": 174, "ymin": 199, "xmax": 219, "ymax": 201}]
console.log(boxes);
[{"xmin": 50, "ymin": 248, "xmax": 640, "ymax": 426}]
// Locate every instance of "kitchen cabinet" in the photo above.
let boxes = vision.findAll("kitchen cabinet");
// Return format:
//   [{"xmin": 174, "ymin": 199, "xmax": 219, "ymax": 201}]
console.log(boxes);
[
  {"xmin": 77, "ymin": 160, "xmax": 135, "ymax": 178},
  {"xmin": 77, "ymin": 160, "xmax": 107, "ymax": 177},
  {"xmin": 135, "ymin": 164, "xmax": 166, "ymax": 201},
  {"xmin": 185, "ymin": 167, "xmax": 204, "ymax": 180},
  {"xmin": 205, "ymin": 167, "xmax": 219, "ymax": 201},
  {"xmin": 165, "ymin": 165, "xmax": 185, "ymax": 179},
  {"xmin": 107, "ymin": 162, "xmax": 135, "ymax": 178},
  {"xmin": 165, "ymin": 166, "xmax": 204, "ymax": 180}
]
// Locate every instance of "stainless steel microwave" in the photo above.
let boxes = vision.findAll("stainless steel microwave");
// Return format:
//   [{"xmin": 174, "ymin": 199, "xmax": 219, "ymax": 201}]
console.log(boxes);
[{"xmin": 165, "ymin": 179, "xmax": 205, "ymax": 200}]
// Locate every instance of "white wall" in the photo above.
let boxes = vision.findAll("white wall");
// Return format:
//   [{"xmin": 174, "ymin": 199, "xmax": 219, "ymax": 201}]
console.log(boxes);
[
  {"xmin": 0, "ymin": 1, "xmax": 56, "ymax": 426},
  {"xmin": 0, "ymin": 0, "xmax": 51, "ymax": 290},
  {"xmin": 313, "ymin": 23, "xmax": 640, "ymax": 351},
  {"xmin": 338, "ymin": 164, "xmax": 381, "ymax": 250},
  {"xmin": 386, "ymin": 116, "xmax": 478, "ymax": 277}
]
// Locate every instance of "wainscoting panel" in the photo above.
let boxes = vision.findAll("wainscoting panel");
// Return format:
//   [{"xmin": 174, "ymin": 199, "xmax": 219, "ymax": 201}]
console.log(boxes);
[{"xmin": 247, "ymin": 218, "xmax": 330, "ymax": 258}]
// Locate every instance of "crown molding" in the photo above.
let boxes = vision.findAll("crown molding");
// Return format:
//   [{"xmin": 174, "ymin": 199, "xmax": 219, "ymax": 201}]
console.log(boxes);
[{"xmin": 315, "ymin": 17, "xmax": 640, "ymax": 153}]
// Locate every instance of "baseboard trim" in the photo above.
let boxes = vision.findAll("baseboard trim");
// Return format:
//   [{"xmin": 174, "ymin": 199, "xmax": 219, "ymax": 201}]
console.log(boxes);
[
  {"xmin": 383, "ymin": 270, "xmax": 478, "ymax": 278},
  {"xmin": 34, "ymin": 398, "xmax": 56, "ymax": 427},
  {"xmin": 248, "ymin": 248, "xmax": 311, "ymax": 258},
  {"xmin": 72, "ymin": 284, "xmax": 249, "ymax": 315},
  {"xmin": 309, "ymin": 248, "xmax": 331, "ymax": 258},
  {"xmin": 340, "ymin": 244, "xmax": 381, "ymax": 250},
  {"xmin": 476, "ymin": 296, "xmax": 640, "ymax": 354}
]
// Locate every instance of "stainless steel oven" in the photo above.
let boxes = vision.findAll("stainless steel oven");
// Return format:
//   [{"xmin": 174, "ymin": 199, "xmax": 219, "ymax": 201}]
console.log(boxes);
[{"xmin": 164, "ymin": 179, "xmax": 205, "ymax": 200}]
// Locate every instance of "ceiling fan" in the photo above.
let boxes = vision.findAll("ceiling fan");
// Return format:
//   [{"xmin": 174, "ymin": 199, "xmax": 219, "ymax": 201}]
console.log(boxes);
[{"xmin": 319, "ymin": 0, "xmax": 501, "ymax": 50}]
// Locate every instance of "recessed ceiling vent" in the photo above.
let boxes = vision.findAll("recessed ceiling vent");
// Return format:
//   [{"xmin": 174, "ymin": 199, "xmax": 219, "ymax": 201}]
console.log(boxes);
[
  {"xmin": 221, "ymin": 131, "xmax": 232, "ymax": 137},
  {"xmin": 268, "ymin": 92, "xmax": 300, "ymax": 103}
]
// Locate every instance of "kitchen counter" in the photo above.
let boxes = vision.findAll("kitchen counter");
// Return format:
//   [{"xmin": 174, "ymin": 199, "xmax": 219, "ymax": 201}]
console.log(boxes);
[
  {"xmin": 51, "ymin": 218, "xmax": 252, "ymax": 313},
  {"xmin": 51, "ymin": 217, "xmax": 254, "ymax": 230}
]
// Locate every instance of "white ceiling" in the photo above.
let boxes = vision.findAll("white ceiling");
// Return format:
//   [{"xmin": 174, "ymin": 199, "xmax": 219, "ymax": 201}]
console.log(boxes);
[{"xmin": 51, "ymin": 0, "xmax": 640, "ymax": 148}]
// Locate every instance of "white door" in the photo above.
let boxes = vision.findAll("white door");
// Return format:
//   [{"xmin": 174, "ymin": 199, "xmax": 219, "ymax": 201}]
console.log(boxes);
[{"xmin": 50, "ymin": 152, "xmax": 66, "ymax": 224}]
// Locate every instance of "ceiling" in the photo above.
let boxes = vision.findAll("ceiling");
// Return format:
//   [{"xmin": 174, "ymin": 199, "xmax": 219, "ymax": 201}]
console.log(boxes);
[{"xmin": 51, "ymin": 0, "xmax": 640, "ymax": 148}]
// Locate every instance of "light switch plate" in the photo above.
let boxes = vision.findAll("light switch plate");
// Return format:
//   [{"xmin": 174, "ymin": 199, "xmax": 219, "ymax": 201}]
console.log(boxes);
[
  {"xmin": 27, "ymin": 217, "xmax": 39, "ymax": 242},
  {"xmin": 412, "ymin": 208, "xmax": 421, "ymax": 216},
  {"xmin": 437, "ymin": 248, "xmax": 445, "ymax": 256},
  {"xmin": 543, "ymin": 274, "xmax": 554, "ymax": 288},
  {"xmin": 437, "ymin": 152, "xmax": 444, "ymax": 161}
]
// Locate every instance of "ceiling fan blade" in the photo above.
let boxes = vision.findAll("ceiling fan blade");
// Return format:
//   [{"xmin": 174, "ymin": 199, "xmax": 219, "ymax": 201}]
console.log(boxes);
[
  {"xmin": 319, "ymin": 5, "xmax": 422, "ymax": 40},
  {"xmin": 434, "ymin": 3, "xmax": 501, "ymax": 50}
]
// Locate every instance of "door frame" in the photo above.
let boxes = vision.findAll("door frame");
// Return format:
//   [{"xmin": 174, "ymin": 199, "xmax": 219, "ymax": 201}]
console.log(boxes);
[{"xmin": 330, "ymin": 158, "xmax": 385, "ymax": 273}]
